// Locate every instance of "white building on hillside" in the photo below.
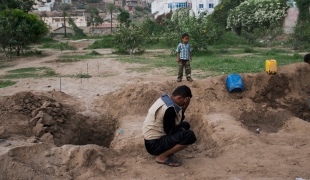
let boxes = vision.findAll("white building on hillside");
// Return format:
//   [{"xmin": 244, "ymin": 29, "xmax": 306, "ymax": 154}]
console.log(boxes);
[
  {"xmin": 33, "ymin": 0, "xmax": 55, "ymax": 11},
  {"xmin": 152, "ymin": 0, "xmax": 222, "ymax": 18}
]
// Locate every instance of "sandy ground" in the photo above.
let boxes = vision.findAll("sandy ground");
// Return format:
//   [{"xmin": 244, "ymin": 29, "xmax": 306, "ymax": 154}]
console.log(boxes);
[{"xmin": 1, "ymin": 42, "xmax": 310, "ymax": 180}]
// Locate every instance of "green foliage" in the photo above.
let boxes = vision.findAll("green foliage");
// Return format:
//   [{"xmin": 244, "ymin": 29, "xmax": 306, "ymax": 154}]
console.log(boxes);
[
  {"xmin": 163, "ymin": 9, "xmax": 222, "ymax": 53},
  {"xmin": 86, "ymin": 7, "xmax": 103, "ymax": 33},
  {"xmin": 134, "ymin": 6, "xmax": 144, "ymax": 11},
  {"xmin": 117, "ymin": 9, "xmax": 131, "ymax": 26},
  {"xmin": 295, "ymin": 0, "xmax": 310, "ymax": 22},
  {"xmin": 207, "ymin": 0, "xmax": 244, "ymax": 28},
  {"xmin": 88, "ymin": 50, "xmax": 101, "ymax": 55},
  {"xmin": 291, "ymin": 0, "xmax": 310, "ymax": 49},
  {"xmin": 244, "ymin": 47, "xmax": 255, "ymax": 53},
  {"xmin": 87, "ymin": 35, "xmax": 115, "ymax": 49},
  {"xmin": 40, "ymin": 42, "xmax": 77, "ymax": 50},
  {"xmin": 291, "ymin": 23, "xmax": 310, "ymax": 49},
  {"xmin": 227, "ymin": 0, "xmax": 288, "ymax": 34},
  {"xmin": 68, "ymin": 17, "xmax": 87, "ymax": 37},
  {"xmin": 76, "ymin": 73, "xmax": 92, "ymax": 78},
  {"xmin": 115, "ymin": 47, "xmax": 301, "ymax": 75},
  {"xmin": 141, "ymin": 16, "xmax": 165, "ymax": 36},
  {"xmin": 0, "ymin": 80, "xmax": 16, "ymax": 88},
  {"xmin": 105, "ymin": 3, "xmax": 118, "ymax": 33},
  {"xmin": 114, "ymin": 23, "xmax": 146, "ymax": 54},
  {"xmin": 214, "ymin": 31, "xmax": 248, "ymax": 46},
  {"xmin": 1, "ymin": 67, "xmax": 57, "ymax": 79},
  {"xmin": 0, "ymin": 9, "xmax": 49, "ymax": 59},
  {"xmin": 0, "ymin": 0, "xmax": 35, "ymax": 12}
]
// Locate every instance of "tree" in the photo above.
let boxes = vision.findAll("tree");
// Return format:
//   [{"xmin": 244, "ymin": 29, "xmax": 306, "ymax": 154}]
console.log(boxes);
[
  {"xmin": 68, "ymin": 17, "xmax": 87, "ymax": 37},
  {"xmin": 207, "ymin": 0, "xmax": 245, "ymax": 28},
  {"xmin": 114, "ymin": 23, "xmax": 146, "ymax": 54},
  {"xmin": 0, "ymin": 9, "xmax": 48, "ymax": 59},
  {"xmin": 105, "ymin": 3, "xmax": 117, "ymax": 33},
  {"xmin": 86, "ymin": 7, "xmax": 103, "ymax": 34},
  {"xmin": 117, "ymin": 8, "xmax": 131, "ymax": 27},
  {"xmin": 0, "ymin": 0, "xmax": 36, "ymax": 12}
]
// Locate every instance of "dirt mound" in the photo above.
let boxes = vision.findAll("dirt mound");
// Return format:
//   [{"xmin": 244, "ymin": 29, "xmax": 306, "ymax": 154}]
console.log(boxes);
[
  {"xmin": 0, "ymin": 91, "xmax": 115, "ymax": 147},
  {"xmin": 96, "ymin": 63, "xmax": 310, "ymax": 148}
]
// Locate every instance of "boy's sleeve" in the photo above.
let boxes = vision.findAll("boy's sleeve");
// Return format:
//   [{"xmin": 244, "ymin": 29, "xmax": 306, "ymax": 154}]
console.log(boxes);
[
  {"xmin": 189, "ymin": 44, "xmax": 193, "ymax": 52},
  {"xmin": 176, "ymin": 43, "xmax": 181, "ymax": 52}
]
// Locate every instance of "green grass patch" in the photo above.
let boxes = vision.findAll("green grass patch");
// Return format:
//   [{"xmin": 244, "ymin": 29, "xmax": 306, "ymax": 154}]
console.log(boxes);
[
  {"xmin": 88, "ymin": 50, "xmax": 101, "ymax": 55},
  {"xmin": 38, "ymin": 37, "xmax": 58, "ymax": 44},
  {"xmin": 56, "ymin": 58, "xmax": 81, "ymax": 63},
  {"xmin": 115, "ymin": 47, "xmax": 304, "ymax": 75},
  {"xmin": 0, "ymin": 62, "xmax": 14, "ymax": 69},
  {"xmin": 87, "ymin": 35, "xmax": 115, "ymax": 49},
  {"xmin": 58, "ymin": 52, "xmax": 103, "ymax": 60},
  {"xmin": 76, "ymin": 73, "xmax": 92, "ymax": 78},
  {"xmin": 1, "ymin": 67, "xmax": 57, "ymax": 79},
  {"xmin": 39, "ymin": 42, "xmax": 77, "ymax": 50},
  {"xmin": 0, "ymin": 80, "xmax": 16, "ymax": 88}
]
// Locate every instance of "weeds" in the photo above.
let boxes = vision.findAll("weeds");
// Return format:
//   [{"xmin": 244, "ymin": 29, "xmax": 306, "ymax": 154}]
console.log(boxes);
[
  {"xmin": 0, "ymin": 80, "xmax": 16, "ymax": 88},
  {"xmin": 1, "ymin": 67, "xmax": 57, "ymax": 79}
]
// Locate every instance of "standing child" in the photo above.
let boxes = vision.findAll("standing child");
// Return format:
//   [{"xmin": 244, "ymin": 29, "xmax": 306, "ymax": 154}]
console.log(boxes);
[{"xmin": 176, "ymin": 33, "xmax": 193, "ymax": 82}]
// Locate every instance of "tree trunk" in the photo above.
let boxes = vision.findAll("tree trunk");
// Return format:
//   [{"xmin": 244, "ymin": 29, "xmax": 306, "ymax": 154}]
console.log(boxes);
[
  {"xmin": 110, "ymin": 12, "xmax": 112, "ymax": 34},
  {"xmin": 64, "ymin": 12, "xmax": 67, "ymax": 37}
]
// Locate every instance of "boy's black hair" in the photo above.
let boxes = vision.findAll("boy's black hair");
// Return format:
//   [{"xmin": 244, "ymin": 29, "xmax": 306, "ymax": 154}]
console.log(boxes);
[
  {"xmin": 172, "ymin": 85, "xmax": 192, "ymax": 98},
  {"xmin": 304, "ymin": 54, "xmax": 310, "ymax": 63},
  {"xmin": 182, "ymin": 33, "xmax": 189, "ymax": 39}
]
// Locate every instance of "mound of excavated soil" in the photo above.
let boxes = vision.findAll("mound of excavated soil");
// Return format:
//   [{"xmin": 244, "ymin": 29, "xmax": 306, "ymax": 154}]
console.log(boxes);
[
  {"xmin": 0, "ymin": 91, "xmax": 115, "ymax": 147},
  {"xmin": 1, "ymin": 63, "xmax": 310, "ymax": 179}
]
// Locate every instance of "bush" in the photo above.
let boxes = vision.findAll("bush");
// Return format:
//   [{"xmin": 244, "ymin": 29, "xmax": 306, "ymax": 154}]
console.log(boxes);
[
  {"xmin": 114, "ymin": 23, "xmax": 146, "ymax": 54},
  {"xmin": 227, "ymin": 0, "xmax": 288, "ymax": 34},
  {"xmin": 134, "ymin": 6, "xmax": 143, "ymax": 11},
  {"xmin": 87, "ymin": 35, "xmax": 115, "ymax": 49},
  {"xmin": 244, "ymin": 47, "xmax": 254, "ymax": 53}
]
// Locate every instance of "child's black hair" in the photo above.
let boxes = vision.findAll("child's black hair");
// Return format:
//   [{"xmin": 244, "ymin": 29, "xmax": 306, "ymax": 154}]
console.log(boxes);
[
  {"xmin": 304, "ymin": 54, "xmax": 310, "ymax": 63},
  {"xmin": 182, "ymin": 33, "xmax": 189, "ymax": 39},
  {"xmin": 172, "ymin": 85, "xmax": 192, "ymax": 98}
]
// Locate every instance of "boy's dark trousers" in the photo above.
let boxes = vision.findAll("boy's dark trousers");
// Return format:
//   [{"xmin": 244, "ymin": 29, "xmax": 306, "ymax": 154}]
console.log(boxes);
[{"xmin": 178, "ymin": 60, "xmax": 191, "ymax": 80}]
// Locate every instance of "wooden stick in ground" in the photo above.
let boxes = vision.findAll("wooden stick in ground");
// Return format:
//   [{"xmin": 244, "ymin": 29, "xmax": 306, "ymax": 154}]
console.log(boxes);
[
  {"xmin": 87, "ymin": 63, "xmax": 89, "ymax": 82},
  {"xmin": 60, "ymin": 77, "xmax": 62, "ymax": 92},
  {"xmin": 97, "ymin": 60, "xmax": 99, "ymax": 75}
]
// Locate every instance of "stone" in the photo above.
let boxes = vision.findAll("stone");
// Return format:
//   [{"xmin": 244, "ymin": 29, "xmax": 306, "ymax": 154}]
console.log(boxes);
[
  {"xmin": 42, "ymin": 114, "xmax": 54, "ymax": 126},
  {"xmin": 31, "ymin": 108, "xmax": 40, "ymax": 118},
  {"xmin": 26, "ymin": 136, "xmax": 38, "ymax": 143},
  {"xmin": 0, "ymin": 126, "xmax": 9, "ymax": 139},
  {"xmin": 29, "ymin": 117, "xmax": 40, "ymax": 127},
  {"xmin": 41, "ymin": 101, "xmax": 51, "ymax": 109},
  {"xmin": 40, "ymin": 133, "xmax": 54, "ymax": 144},
  {"xmin": 32, "ymin": 124, "xmax": 46, "ymax": 137}
]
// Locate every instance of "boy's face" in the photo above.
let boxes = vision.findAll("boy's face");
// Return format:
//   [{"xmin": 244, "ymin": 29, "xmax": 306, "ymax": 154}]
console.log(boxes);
[{"xmin": 182, "ymin": 36, "xmax": 189, "ymax": 44}]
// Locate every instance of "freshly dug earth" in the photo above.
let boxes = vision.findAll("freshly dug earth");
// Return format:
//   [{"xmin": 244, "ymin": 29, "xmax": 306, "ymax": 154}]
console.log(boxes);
[{"xmin": 1, "ymin": 50, "xmax": 310, "ymax": 179}]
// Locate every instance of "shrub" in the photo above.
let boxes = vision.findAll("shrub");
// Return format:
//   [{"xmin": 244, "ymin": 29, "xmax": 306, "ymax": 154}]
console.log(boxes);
[
  {"xmin": 227, "ymin": 0, "xmax": 288, "ymax": 34},
  {"xmin": 88, "ymin": 35, "xmax": 115, "ymax": 49},
  {"xmin": 244, "ymin": 47, "xmax": 254, "ymax": 53}
]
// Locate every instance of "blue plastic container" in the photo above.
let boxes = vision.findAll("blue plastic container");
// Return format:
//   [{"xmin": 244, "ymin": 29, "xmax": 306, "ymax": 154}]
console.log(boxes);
[{"xmin": 226, "ymin": 74, "xmax": 244, "ymax": 92}]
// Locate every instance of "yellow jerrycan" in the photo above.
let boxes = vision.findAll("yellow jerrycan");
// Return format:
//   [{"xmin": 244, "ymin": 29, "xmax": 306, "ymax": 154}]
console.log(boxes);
[{"xmin": 265, "ymin": 60, "xmax": 277, "ymax": 74}]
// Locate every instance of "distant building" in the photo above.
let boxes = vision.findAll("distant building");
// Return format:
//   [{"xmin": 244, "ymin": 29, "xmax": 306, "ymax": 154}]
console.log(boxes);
[
  {"xmin": 33, "ymin": 0, "xmax": 55, "ymax": 11},
  {"xmin": 152, "ymin": 0, "xmax": 222, "ymax": 18},
  {"xmin": 43, "ymin": 15, "xmax": 87, "ymax": 30}
]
